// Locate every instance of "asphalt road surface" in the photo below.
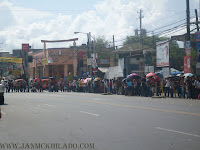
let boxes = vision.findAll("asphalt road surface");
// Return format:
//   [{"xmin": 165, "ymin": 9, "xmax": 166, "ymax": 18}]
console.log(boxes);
[{"xmin": 0, "ymin": 92, "xmax": 200, "ymax": 150}]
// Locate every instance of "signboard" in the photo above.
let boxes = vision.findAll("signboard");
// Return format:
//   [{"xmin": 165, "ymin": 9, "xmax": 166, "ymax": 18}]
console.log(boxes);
[
  {"xmin": 92, "ymin": 68, "xmax": 98, "ymax": 73},
  {"xmin": 144, "ymin": 66, "xmax": 154, "ymax": 74},
  {"xmin": 92, "ymin": 58, "xmax": 98, "ymax": 68},
  {"xmin": 196, "ymin": 42, "xmax": 200, "ymax": 62},
  {"xmin": 22, "ymin": 44, "xmax": 29, "ymax": 51},
  {"xmin": 100, "ymin": 59, "xmax": 109, "ymax": 64},
  {"xmin": 185, "ymin": 41, "xmax": 191, "ymax": 56},
  {"xmin": 195, "ymin": 32, "xmax": 200, "ymax": 42},
  {"xmin": 184, "ymin": 56, "xmax": 191, "ymax": 73},
  {"xmin": 87, "ymin": 58, "xmax": 92, "ymax": 65},
  {"xmin": 162, "ymin": 67, "xmax": 170, "ymax": 77},
  {"xmin": 0, "ymin": 57, "xmax": 22, "ymax": 63},
  {"xmin": 42, "ymin": 58, "xmax": 47, "ymax": 65},
  {"xmin": 156, "ymin": 41, "xmax": 169, "ymax": 67}
]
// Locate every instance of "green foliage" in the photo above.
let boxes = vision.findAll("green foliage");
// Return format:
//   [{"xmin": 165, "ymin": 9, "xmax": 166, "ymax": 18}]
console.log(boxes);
[
  {"xmin": 123, "ymin": 35, "xmax": 168, "ymax": 48},
  {"xmin": 191, "ymin": 48, "xmax": 197, "ymax": 73},
  {"xmin": 169, "ymin": 40, "xmax": 184, "ymax": 71},
  {"xmin": 93, "ymin": 36, "xmax": 114, "ymax": 61},
  {"xmin": 94, "ymin": 36, "xmax": 109, "ymax": 51}
]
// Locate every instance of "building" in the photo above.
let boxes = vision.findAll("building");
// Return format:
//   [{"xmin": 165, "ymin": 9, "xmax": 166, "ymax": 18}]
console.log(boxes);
[
  {"xmin": 29, "ymin": 46, "xmax": 88, "ymax": 80},
  {"xmin": 113, "ymin": 43, "xmax": 155, "ymax": 77}
]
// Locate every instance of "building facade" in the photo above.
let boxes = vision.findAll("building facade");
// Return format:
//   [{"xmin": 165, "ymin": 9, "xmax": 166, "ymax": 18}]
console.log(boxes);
[{"xmin": 29, "ymin": 46, "xmax": 88, "ymax": 80}]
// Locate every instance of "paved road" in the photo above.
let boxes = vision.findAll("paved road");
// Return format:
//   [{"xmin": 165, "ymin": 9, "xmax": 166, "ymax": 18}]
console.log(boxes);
[{"xmin": 0, "ymin": 92, "xmax": 200, "ymax": 150}]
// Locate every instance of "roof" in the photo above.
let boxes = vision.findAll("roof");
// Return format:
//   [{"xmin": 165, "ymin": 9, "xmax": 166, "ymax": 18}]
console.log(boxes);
[{"xmin": 113, "ymin": 43, "xmax": 154, "ymax": 54}]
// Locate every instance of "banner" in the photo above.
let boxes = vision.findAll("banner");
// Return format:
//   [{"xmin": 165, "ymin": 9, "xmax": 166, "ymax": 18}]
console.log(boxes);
[
  {"xmin": 195, "ymin": 32, "xmax": 200, "ymax": 62},
  {"xmin": 0, "ymin": 57, "xmax": 22, "ymax": 63},
  {"xmin": 184, "ymin": 56, "xmax": 191, "ymax": 73},
  {"xmin": 185, "ymin": 41, "xmax": 191, "ymax": 56},
  {"xmin": 156, "ymin": 41, "xmax": 169, "ymax": 67}
]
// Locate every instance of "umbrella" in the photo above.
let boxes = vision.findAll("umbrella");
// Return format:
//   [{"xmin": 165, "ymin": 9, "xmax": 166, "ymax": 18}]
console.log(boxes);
[
  {"xmin": 146, "ymin": 72, "xmax": 156, "ymax": 77},
  {"xmin": 183, "ymin": 73, "xmax": 194, "ymax": 77},
  {"xmin": 176, "ymin": 74, "xmax": 184, "ymax": 77},
  {"xmin": 34, "ymin": 78, "xmax": 40, "ymax": 82},
  {"xmin": 15, "ymin": 79, "xmax": 23, "ymax": 82},
  {"xmin": 129, "ymin": 73, "xmax": 138, "ymax": 77},
  {"xmin": 94, "ymin": 77, "xmax": 101, "ymax": 82},
  {"xmin": 83, "ymin": 78, "xmax": 91, "ymax": 84},
  {"xmin": 83, "ymin": 79, "xmax": 88, "ymax": 84},
  {"xmin": 122, "ymin": 78, "xmax": 128, "ymax": 82},
  {"xmin": 87, "ymin": 78, "xmax": 92, "ymax": 82}
]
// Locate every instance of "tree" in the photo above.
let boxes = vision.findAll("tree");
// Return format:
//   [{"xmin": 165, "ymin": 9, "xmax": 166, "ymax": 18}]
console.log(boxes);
[
  {"xmin": 169, "ymin": 40, "xmax": 184, "ymax": 71},
  {"xmin": 94, "ymin": 36, "xmax": 109, "ymax": 51},
  {"xmin": 191, "ymin": 47, "xmax": 197, "ymax": 73},
  {"xmin": 94, "ymin": 36, "xmax": 113, "ymax": 60}
]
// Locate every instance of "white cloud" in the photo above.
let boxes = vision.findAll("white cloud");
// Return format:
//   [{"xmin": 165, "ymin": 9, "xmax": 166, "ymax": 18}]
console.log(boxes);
[{"xmin": 0, "ymin": 0, "xmax": 198, "ymax": 53}]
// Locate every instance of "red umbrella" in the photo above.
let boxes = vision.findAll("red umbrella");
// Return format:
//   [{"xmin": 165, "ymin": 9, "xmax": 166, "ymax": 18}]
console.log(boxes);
[
  {"xmin": 34, "ymin": 78, "xmax": 40, "ymax": 82},
  {"xmin": 146, "ymin": 72, "xmax": 156, "ymax": 77}
]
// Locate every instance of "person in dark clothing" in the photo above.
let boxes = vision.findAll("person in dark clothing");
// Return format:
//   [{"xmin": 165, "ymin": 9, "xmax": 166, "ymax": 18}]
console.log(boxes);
[{"xmin": 141, "ymin": 76, "xmax": 146, "ymax": 97}]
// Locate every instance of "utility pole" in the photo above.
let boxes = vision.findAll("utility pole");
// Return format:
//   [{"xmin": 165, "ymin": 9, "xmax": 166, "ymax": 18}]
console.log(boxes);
[
  {"xmin": 138, "ymin": 9, "xmax": 144, "ymax": 43},
  {"xmin": 195, "ymin": 9, "xmax": 199, "ymax": 31},
  {"xmin": 113, "ymin": 35, "xmax": 115, "ymax": 49},
  {"xmin": 87, "ymin": 32, "xmax": 92, "ymax": 76},
  {"xmin": 186, "ymin": 0, "xmax": 190, "ymax": 41}
]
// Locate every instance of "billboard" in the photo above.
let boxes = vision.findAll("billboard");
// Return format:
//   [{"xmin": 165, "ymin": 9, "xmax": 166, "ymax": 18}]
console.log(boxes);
[
  {"xmin": 156, "ymin": 41, "xmax": 169, "ymax": 67},
  {"xmin": 184, "ymin": 56, "xmax": 191, "ymax": 73},
  {"xmin": 0, "ymin": 57, "xmax": 22, "ymax": 63},
  {"xmin": 22, "ymin": 44, "xmax": 29, "ymax": 51}
]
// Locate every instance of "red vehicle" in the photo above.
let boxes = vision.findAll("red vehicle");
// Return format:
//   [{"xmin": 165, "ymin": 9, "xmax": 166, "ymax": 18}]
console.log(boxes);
[{"xmin": 41, "ymin": 79, "xmax": 50, "ymax": 90}]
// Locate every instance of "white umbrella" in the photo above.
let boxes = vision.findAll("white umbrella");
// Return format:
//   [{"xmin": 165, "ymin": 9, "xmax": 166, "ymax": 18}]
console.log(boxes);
[{"xmin": 183, "ymin": 73, "xmax": 194, "ymax": 77}]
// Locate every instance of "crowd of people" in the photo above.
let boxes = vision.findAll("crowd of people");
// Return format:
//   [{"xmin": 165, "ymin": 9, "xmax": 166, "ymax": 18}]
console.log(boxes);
[{"xmin": 1, "ymin": 74, "xmax": 200, "ymax": 100}]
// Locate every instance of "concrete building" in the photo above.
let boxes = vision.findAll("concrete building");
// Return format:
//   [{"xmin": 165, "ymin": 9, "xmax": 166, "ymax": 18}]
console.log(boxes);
[{"xmin": 29, "ymin": 46, "xmax": 88, "ymax": 80}]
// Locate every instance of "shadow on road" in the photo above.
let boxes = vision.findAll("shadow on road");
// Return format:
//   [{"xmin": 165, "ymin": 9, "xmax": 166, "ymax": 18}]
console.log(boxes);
[{"xmin": 0, "ymin": 103, "xmax": 8, "ymax": 106}]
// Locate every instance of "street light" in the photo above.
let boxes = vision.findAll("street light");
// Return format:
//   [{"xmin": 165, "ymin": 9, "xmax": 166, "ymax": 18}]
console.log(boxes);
[{"xmin": 74, "ymin": 32, "xmax": 96, "ymax": 76}]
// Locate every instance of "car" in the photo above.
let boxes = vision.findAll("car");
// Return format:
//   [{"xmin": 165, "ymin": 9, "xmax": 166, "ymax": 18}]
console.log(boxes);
[{"xmin": 0, "ymin": 84, "xmax": 5, "ymax": 105}]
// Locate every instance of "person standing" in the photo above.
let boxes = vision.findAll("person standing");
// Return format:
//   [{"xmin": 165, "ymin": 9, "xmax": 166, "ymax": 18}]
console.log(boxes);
[
  {"xmin": 164, "ymin": 78, "xmax": 170, "ymax": 97},
  {"xmin": 127, "ymin": 80, "xmax": 132, "ymax": 96}
]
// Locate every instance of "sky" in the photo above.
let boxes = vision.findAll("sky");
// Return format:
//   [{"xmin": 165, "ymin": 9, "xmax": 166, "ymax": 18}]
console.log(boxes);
[{"xmin": 0, "ymin": 0, "xmax": 199, "ymax": 52}]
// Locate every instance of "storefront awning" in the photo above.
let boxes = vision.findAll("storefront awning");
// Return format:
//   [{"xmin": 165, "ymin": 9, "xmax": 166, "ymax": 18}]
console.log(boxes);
[{"xmin": 98, "ymin": 67, "xmax": 109, "ymax": 73}]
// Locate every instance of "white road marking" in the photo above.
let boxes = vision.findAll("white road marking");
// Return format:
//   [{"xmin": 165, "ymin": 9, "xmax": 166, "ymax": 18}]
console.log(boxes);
[
  {"xmin": 155, "ymin": 127, "xmax": 200, "ymax": 138},
  {"xmin": 80, "ymin": 111, "xmax": 100, "ymax": 117},
  {"xmin": 44, "ymin": 104, "xmax": 56, "ymax": 107}
]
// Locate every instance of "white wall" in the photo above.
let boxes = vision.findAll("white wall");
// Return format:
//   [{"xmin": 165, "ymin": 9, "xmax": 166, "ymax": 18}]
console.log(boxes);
[{"xmin": 105, "ymin": 58, "xmax": 124, "ymax": 79}]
